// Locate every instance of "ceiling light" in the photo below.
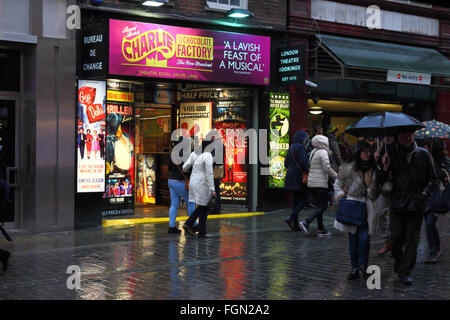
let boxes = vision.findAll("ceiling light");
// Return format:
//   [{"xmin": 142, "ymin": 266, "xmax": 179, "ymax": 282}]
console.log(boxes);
[
  {"xmin": 226, "ymin": 8, "xmax": 254, "ymax": 19},
  {"xmin": 309, "ymin": 110, "xmax": 323, "ymax": 115},
  {"xmin": 141, "ymin": 0, "xmax": 168, "ymax": 7}
]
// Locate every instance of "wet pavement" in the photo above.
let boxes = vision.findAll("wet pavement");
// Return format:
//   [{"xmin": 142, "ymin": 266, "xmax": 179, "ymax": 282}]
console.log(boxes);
[{"xmin": 0, "ymin": 209, "xmax": 448, "ymax": 300}]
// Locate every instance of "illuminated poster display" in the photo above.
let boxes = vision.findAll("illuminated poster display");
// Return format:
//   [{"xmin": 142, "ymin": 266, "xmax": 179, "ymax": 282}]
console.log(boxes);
[
  {"xmin": 268, "ymin": 92, "xmax": 290, "ymax": 188},
  {"xmin": 179, "ymin": 101, "xmax": 212, "ymax": 140},
  {"xmin": 109, "ymin": 19, "xmax": 271, "ymax": 85},
  {"xmin": 214, "ymin": 99, "xmax": 248, "ymax": 203},
  {"xmin": 136, "ymin": 154, "xmax": 156, "ymax": 204},
  {"xmin": 77, "ymin": 80, "xmax": 106, "ymax": 193},
  {"xmin": 103, "ymin": 82, "xmax": 135, "ymax": 216}
]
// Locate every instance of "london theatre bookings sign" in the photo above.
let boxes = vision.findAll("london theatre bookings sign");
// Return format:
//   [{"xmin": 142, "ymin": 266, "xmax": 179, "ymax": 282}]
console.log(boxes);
[{"xmin": 109, "ymin": 19, "xmax": 270, "ymax": 85}]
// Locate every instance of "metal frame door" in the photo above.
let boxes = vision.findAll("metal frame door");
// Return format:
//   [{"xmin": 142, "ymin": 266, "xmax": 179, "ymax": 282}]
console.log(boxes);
[{"xmin": 0, "ymin": 94, "xmax": 21, "ymax": 229}]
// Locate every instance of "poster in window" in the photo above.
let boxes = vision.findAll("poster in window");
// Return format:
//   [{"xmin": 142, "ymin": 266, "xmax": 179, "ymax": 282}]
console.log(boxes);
[
  {"xmin": 136, "ymin": 154, "xmax": 156, "ymax": 204},
  {"xmin": 179, "ymin": 102, "xmax": 212, "ymax": 141},
  {"xmin": 102, "ymin": 92, "xmax": 135, "ymax": 216},
  {"xmin": 77, "ymin": 80, "xmax": 106, "ymax": 193},
  {"xmin": 214, "ymin": 99, "xmax": 249, "ymax": 203}
]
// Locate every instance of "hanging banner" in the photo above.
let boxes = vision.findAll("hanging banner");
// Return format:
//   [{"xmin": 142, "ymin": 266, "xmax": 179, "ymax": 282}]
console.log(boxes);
[
  {"xmin": 179, "ymin": 101, "xmax": 212, "ymax": 140},
  {"xmin": 77, "ymin": 80, "xmax": 106, "ymax": 193},
  {"xmin": 268, "ymin": 92, "xmax": 290, "ymax": 189},
  {"xmin": 109, "ymin": 19, "xmax": 271, "ymax": 85},
  {"xmin": 387, "ymin": 70, "xmax": 431, "ymax": 85}
]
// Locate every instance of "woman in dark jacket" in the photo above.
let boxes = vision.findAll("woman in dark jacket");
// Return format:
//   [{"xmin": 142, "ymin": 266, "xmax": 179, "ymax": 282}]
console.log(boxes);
[
  {"xmin": 168, "ymin": 137, "xmax": 196, "ymax": 234},
  {"xmin": 284, "ymin": 130, "xmax": 310, "ymax": 231}
]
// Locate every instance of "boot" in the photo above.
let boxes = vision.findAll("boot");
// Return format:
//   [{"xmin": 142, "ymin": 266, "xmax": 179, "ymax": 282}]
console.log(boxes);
[{"xmin": 377, "ymin": 240, "xmax": 391, "ymax": 255}]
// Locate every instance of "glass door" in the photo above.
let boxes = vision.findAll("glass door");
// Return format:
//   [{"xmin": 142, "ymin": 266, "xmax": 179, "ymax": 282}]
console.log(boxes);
[{"xmin": 0, "ymin": 98, "xmax": 18, "ymax": 224}]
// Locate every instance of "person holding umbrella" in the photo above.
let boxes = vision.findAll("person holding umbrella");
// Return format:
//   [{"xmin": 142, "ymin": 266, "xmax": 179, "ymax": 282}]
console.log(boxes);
[{"xmin": 377, "ymin": 130, "xmax": 438, "ymax": 285}]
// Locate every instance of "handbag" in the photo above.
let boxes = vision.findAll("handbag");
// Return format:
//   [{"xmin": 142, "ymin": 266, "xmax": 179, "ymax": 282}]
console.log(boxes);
[
  {"xmin": 335, "ymin": 198, "xmax": 368, "ymax": 226},
  {"xmin": 176, "ymin": 164, "xmax": 190, "ymax": 190},
  {"xmin": 427, "ymin": 169, "xmax": 450, "ymax": 214},
  {"xmin": 291, "ymin": 149, "xmax": 308, "ymax": 184},
  {"xmin": 213, "ymin": 165, "xmax": 225, "ymax": 179}
]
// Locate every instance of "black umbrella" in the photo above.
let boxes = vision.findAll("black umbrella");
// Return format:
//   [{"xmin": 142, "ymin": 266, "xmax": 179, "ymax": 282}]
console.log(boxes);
[{"xmin": 345, "ymin": 112, "xmax": 425, "ymax": 137}]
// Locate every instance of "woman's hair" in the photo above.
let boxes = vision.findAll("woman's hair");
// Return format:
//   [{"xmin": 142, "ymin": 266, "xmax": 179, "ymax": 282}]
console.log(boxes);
[
  {"xmin": 431, "ymin": 138, "xmax": 447, "ymax": 161},
  {"xmin": 351, "ymin": 140, "xmax": 374, "ymax": 172}
]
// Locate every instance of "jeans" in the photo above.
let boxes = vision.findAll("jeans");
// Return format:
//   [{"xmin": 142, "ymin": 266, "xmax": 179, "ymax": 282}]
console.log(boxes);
[
  {"xmin": 168, "ymin": 179, "xmax": 196, "ymax": 228},
  {"xmin": 185, "ymin": 205, "xmax": 209, "ymax": 236},
  {"xmin": 425, "ymin": 211, "xmax": 440, "ymax": 254},
  {"xmin": 289, "ymin": 190, "xmax": 308, "ymax": 224},
  {"xmin": 390, "ymin": 211, "xmax": 423, "ymax": 275},
  {"xmin": 305, "ymin": 188, "xmax": 328, "ymax": 229},
  {"xmin": 348, "ymin": 225, "xmax": 370, "ymax": 271}
]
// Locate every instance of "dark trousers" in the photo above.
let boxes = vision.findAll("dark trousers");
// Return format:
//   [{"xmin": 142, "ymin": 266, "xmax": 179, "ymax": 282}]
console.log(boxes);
[
  {"xmin": 390, "ymin": 211, "xmax": 423, "ymax": 275},
  {"xmin": 348, "ymin": 226, "xmax": 370, "ymax": 271},
  {"xmin": 211, "ymin": 179, "xmax": 222, "ymax": 215},
  {"xmin": 99, "ymin": 143, "xmax": 105, "ymax": 159},
  {"xmin": 289, "ymin": 190, "xmax": 308, "ymax": 224},
  {"xmin": 425, "ymin": 211, "xmax": 440, "ymax": 254},
  {"xmin": 79, "ymin": 143, "xmax": 85, "ymax": 159},
  {"xmin": 305, "ymin": 188, "xmax": 328, "ymax": 229},
  {"xmin": 185, "ymin": 205, "xmax": 209, "ymax": 236}
]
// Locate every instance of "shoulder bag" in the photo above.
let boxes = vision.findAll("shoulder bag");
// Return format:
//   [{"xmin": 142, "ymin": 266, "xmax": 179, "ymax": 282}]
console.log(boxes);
[
  {"xmin": 176, "ymin": 164, "xmax": 190, "ymax": 190},
  {"xmin": 427, "ymin": 168, "xmax": 450, "ymax": 214},
  {"xmin": 291, "ymin": 148, "xmax": 308, "ymax": 184},
  {"xmin": 335, "ymin": 199, "xmax": 368, "ymax": 226}
]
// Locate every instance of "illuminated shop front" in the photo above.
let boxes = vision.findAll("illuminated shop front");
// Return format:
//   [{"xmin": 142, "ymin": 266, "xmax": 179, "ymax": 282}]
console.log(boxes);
[{"xmin": 75, "ymin": 15, "xmax": 275, "ymax": 227}]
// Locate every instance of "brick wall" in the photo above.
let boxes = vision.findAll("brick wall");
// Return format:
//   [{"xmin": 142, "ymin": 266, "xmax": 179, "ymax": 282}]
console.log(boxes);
[{"xmin": 84, "ymin": 0, "xmax": 287, "ymax": 27}]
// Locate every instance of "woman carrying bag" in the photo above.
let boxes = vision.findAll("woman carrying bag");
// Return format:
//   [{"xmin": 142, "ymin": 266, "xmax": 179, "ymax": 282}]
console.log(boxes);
[
  {"xmin": 300, "ymin": 134, "xmax": 338, "ymax": 236},
  {"xmin": 333, "ymin": 140, "xmax": 378, "ymax": 280},
  {"xmin": 183, "ymin": 139, "xmax": 216, "ymax": 238},
  {"xmin": 284, "ymin": 130, "xmax": 310, "ymax": 231}
]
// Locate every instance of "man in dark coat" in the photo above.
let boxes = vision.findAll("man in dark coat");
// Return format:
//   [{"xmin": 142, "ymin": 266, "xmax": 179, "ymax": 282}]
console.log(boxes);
[
  {"xmin": 378, "ymin": 131, "xmax": 438, "ymax": 285},
  {"xmin": 284, "ymin": 130, "xmax": 310, "ymax": 231}
]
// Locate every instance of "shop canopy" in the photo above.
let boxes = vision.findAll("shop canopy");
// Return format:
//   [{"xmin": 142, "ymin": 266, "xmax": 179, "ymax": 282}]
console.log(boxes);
[{"xmin": 310, "ymin": 34, "xmax": 450, "ymax": 86}]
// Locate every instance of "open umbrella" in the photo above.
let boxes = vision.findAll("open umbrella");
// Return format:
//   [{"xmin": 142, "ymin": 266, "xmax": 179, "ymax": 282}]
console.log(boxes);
[
  {"xmin": 414, "ymin": 120, "xmax": 449, "ymax": 139},
  {"xmin": 345, "ymin": 112, "xmax": 425, "ymax": 137}
]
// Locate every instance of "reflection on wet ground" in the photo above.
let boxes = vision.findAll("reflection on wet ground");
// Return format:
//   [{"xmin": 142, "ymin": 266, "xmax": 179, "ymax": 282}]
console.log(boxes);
[{"xmin": 0, "ymin": 210, "xmax": 448, "ymax": 300}]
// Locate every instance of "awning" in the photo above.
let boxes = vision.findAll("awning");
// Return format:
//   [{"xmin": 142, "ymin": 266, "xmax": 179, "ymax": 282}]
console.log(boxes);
[{"xmin": 309, "ymin": 34, "xmax": 450, "ymax": 87}]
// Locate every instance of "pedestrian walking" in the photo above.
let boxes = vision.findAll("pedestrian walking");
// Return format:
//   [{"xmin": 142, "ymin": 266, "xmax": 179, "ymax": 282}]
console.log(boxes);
[
  {"xmin": 283, "ymin": 130, "xmax": 310, "ymax": 231},
  {"xmin": 377, "ymin": 131, "xmax": 438, "ymax": 285},
  {"xmin": 300, "ymin": 134, "xmax": 338, "ymax": 235},
  {"xmin": 183, "ymin": 139, "xmax": 216, "ymax": 238},
  {"xmin": 168, "ymin": 137, "xmax": 196, "ymax": 234},
  {"xmin": 333, "ymin": 140, "xmax": 378, "ymax": 280},
  {"xmin": 325, "ymin": 124, "xmax": 343, "ymax": 172},
  {"xmin": 418, "ymin": 138, "xmax": 449, "ymax": 263},
  {"xmin": 373, "ymin": 135, "xmax": 396, "ymax": 255}
]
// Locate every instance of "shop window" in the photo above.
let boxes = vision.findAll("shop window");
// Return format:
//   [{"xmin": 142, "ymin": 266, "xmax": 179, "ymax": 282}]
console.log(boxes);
[
  {"xmin": 0, "ymin": 49, "xmax": 20, "ymax": 91},
  {"xmin": 207, "ymin": 0, "xmax": 248, "ymax": 11}
]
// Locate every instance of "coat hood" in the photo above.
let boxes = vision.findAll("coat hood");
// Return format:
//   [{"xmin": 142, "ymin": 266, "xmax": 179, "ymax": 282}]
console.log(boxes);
[
  {"xmin": 293, "ymin": 130, "xmax": 307, "ymax": 144},
  {"xmin": 311, "ymin": 135, "xmax": 330, "ymax": 151}
]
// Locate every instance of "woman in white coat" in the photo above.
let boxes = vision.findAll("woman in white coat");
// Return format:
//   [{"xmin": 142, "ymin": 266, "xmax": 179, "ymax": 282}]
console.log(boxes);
[
  {"xmin": 333, "ymin": 140, "xmax": 378, "ymax": 280},
  {"xmin": 182, "ymin": 139, "xmax": 216, "ymax": 238},
  {"xmin": 300, "ymin": 134, "xmax": 338, "ymax": 235}
]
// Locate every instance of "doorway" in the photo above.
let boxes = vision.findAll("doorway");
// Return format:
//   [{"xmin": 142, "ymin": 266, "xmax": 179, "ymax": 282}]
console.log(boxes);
[{"xmin": 0, "ymin": 97, "xmax": 19, "ymax": 226}]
